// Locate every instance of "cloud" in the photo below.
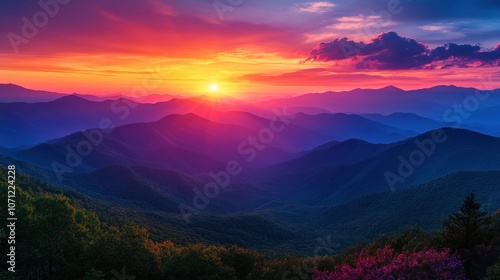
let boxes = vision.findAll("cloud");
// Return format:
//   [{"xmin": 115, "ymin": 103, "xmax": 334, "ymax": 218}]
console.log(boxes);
[
  {"xmin": 236, "ymin": 68, "xmax": 393, "ymax": 86},
  {"xmin": 0, "ymin": 0, "xmax": 306, "ymax": 57},
  {"xmin": 305, "ymin": 32, "xmax": 500, "ymax": 70},
  {"xmin": 430, "ymin": 43, "xmax": 480, "ymax": 61},
  {"xmin": 328, "ymin": 15, "xmax": 395, "ymax": 30},
  {"xmin": 298, "ymin": 1, "xmax": 335, "ymax": 13},
  {"xmin": 420, "ymin": 25, "xmax": 450, "ymax": 33}
]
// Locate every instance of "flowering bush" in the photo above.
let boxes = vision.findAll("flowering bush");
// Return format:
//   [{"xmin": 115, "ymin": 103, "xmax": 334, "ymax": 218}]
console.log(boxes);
[{"xmin": 313, "ymin": 245, "xmax": 466, "ymax": 280}]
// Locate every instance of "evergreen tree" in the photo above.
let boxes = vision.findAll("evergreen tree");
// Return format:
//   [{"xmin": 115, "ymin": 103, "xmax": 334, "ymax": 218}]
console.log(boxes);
[
  {"xmin": 441, "ymin": 193, "xmax": 494, "ymax": 279},
  {"xmin": 441, "ymin": 193, "xmax": 491, "ymax": 250}
]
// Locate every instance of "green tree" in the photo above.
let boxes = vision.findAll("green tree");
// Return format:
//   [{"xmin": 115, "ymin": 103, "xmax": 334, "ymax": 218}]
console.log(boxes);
[
  {"xmin": 221, "ymin": 245, "xmax": 260, "ymax": 280},
  {"xmin": 441, "ymin": 193, "xmax": 491, "ymax": 250},
  {"xmin": 161, "ymin": 244, "xmax": 235, "ymax": 279},
  {"xmin": 91, "ymin": 224, "xmax": 159, "ymax": 279},
  {"xmin": 441, "ymin": 193, "xmax": 495, "ymax": 279},
  {"xmin": 25, "ymin": 193, "xmax": 103, "ymax": 279}
]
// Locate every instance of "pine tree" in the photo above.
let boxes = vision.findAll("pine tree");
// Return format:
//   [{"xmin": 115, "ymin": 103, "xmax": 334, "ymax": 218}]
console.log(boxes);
[
  {"xmin": 441, "ymin": 193, "xmax": 491, "ymax": 250},
  {"xmin": 441, "ymin": 193, "xmax": 495, "ymax": 279}
]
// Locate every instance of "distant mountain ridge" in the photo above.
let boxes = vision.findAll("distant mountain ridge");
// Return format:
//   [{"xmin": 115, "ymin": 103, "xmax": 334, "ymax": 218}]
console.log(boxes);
[
  {"xmin": 261, "ymin": 128, "xmax": 500, "ymax": 204},
  {"xmin": 2, "ymin": 83, "xmax": 500, "ymax": 147},
  {"xmin": 0, "ymin": 83, "xmax": 66, "ymax": 102},
  {"xmin": 9, "ymin": 125, "xmax": 500, "ymax": 207},
  {"xmin": 0, "ymin": 83, "xmax": 179, "ymax": 103},
  {"xmin": 255, "ymin": 85, "xmax": 500, "ymax": 117},
  {"xmin": 6, "ymin": 109, "xmax": 422, "ymax": 176},
  {"xmin": 0, "ymin": 95, "xmax": 205, "ymax": 147},
  {"xmin": 1, "ymin": 83, "xmax": 500, "ymax": 255}
]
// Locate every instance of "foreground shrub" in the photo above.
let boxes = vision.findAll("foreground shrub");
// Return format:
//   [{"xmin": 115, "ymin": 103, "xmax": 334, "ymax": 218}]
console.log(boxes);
[{"xmin": 313, "ymin": 245, "xmax": 466, "ymax": 280}]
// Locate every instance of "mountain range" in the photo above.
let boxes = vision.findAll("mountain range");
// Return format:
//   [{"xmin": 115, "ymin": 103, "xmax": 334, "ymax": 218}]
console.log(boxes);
[{"xmin": 1, "ymin": 83, "xmax": 499, "ymax": 254}]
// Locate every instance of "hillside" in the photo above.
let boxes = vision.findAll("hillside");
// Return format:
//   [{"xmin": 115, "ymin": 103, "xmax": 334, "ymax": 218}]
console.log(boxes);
[
  {"xmin": 261, "ymin": 128, "xmax": 500, "ymax": 204},
  {"xmin": 1, "ymin": 163, "xmax": 498, "ymax": 258}
]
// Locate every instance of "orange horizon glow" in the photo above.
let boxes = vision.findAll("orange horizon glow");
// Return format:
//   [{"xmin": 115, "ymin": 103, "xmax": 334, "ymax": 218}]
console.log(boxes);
[
  {"xmin": 1, "ymin": 1, "xmax": 499, "ymax": 98},
  {"xmin": 2, "ymin": 62, "xmax": 500, "ymax": 99}
]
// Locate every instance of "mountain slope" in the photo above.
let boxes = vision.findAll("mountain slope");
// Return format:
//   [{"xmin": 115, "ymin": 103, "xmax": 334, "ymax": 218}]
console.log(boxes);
[
  {"xmin": 9, "ymin": 113, "xmax": 294, "ymax": 174},
  {"xmin": 255, "ymin": 86, "xmax": 500, "ymax": 118},
  {"xmin": 361, "ymin": 112, "xmax": 446, "ymax": 133},
  {"xmin": 0, "ymin": 83, "xmax": 65, "ymax": 102},
  {"xmin": 289, "ymin": 113, "xmax": 414, "ymax": 143},
  {"xmin": 262, "ymin": 128, "xmax": 500, "ymax": 204},
  {"xmin": 1, "ymin": 158, "xmax": 499, "ymax": 254},
  {"xmin": 264, "ymin": 139, "xmax": 392, "ymax": 177},
  {"xmin": 10, "ymin": 109, "xmax": 417, "ymax": 174},
  {"xmin": 254, "ymin": 170, "xmax": 500, "ymax": 251},
  {"xmin": 0, "ymin": 95, "xmax": 203, "ymax": 147},
  {"xmin": 317, "ymin": 170, "xmax": 500, "ymax": 244}
]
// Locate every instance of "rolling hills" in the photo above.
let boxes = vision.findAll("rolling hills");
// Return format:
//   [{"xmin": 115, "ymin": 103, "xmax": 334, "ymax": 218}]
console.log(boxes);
[
  {"xmin": 261, "ymin": 128, "xmax": 500, "ymax": 204},
  {"xmin": 1, "ymin": 84, "xmax": 499, "ymax": 258}
]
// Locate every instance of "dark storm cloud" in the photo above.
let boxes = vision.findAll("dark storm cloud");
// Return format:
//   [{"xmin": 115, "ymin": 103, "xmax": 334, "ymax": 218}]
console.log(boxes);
[{"xmin": 305, "ymin": 32, "xmax": 500, "ymax": 70}]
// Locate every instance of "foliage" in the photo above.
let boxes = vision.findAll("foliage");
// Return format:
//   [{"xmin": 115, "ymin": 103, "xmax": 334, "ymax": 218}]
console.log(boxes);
[
  {"xmin": 440, "ymin": 193, "xmax": 497, "ymax": 279},
  {"xmin": 1, "ymin": 167, "xmax": 499, "ymax": 280},
  {"xmin": 441, "ymin": 193, "xmax": 492, "ymax": 251},
  {"xmin": 313, "ymin": 245, "xmax": 466, "ymax": 280}
]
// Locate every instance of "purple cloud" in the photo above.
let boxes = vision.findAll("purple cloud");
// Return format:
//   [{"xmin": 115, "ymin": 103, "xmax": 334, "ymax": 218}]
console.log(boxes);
[{"xmin": 305, "ymin": 32, "xmax": 500, "ymax": 69}]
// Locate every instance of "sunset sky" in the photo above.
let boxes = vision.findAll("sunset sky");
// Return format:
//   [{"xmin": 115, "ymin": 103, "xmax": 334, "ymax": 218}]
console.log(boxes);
[{"xmin": 1, "ymin": 0, "xmax": 500, "ymax": 97}]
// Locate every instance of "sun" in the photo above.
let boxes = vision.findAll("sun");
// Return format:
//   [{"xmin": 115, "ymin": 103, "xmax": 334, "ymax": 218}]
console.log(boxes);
[
  {"xmin": 206, "ymin": 83, "xmax": 229, "ymax": 99},
  {"xmin": 209, "ymin": 83, "xmax": 219, "ymax": 92}
]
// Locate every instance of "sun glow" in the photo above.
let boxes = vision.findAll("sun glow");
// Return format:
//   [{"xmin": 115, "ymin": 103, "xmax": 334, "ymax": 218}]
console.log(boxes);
[{"xmin": 209, "ymin": 83, "xmax": 219, "ymax": 92}]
